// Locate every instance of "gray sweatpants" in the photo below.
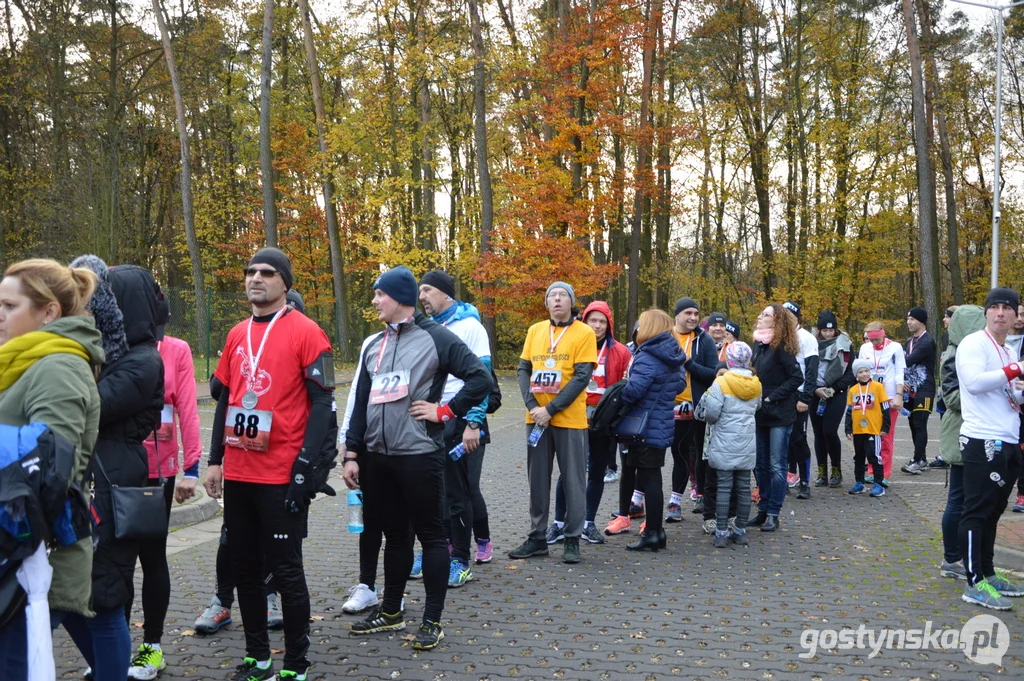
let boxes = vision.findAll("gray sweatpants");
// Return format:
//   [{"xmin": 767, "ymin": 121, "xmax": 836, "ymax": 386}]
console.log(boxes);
[{"xmin": 526, "ymin": 424, "xmax": 587, "ymax": 539}]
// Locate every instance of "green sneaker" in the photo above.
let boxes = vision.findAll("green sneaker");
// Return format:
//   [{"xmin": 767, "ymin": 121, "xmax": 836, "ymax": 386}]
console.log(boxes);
[
  {"xmin": 279, "ymin": 671, "xmax": 308, "ymax": 680},
  {"xmin": 962, "ymin": 579, "xmax": 1014, "ymax": 611},
  {"xmin": 230, "ymin": 658, "xmax": 275, "ymax": 681},
  {"xmin": 562, "ymin": 536, "xmax": 581, "ymax": 564},
  {"xmin": 349, "ymin": 605, "xmax": 406, "ymax": 635},
  {"xmin": 507, "ymin": 536, "xmax": 549, "ymax": 559},
  {"xmin": 989, "ymin": 571, "xmax": 1024, "ymax": 597},
  {"xmin": 127, "ymin": 643, "xmax": 166, "ymax": 680},
  {"xmin": 412, "ymin": 620, "xmax": 445, "ymax": 650}
]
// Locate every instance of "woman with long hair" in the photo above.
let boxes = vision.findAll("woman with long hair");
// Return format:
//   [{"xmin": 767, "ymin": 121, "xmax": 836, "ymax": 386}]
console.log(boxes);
[
  {"xmin": 613, "ymin": 309, "xmax": 686, "ymax": 552},
  {"xmin": 0, "ymin": 259, "xmax": 104, "ymax": 680},
  {"xmin": 749, "ymin": 303, "xmax": 803, "ymax": 532}
]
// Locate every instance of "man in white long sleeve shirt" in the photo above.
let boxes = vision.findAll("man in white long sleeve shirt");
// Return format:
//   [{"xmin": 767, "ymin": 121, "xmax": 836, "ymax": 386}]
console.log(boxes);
[{"xmin": 955, "ymin": 287, "xmax": 1024, "ymax": 610}]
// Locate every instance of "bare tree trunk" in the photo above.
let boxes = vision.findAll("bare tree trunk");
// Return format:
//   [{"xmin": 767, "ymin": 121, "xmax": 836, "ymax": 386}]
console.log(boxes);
[
  {"xmin": 468, "ymin": 0, "xmax": 495, "ymax": 347},
  {"xmin": 917, "ymin": 0, "xmax": 963, "ymax": 304},
  {"xmin": 627, "ymin": 0, "xmax": 657, "ymax": 332},
  {"xmin": 298, "ymin": 0, "xmax": 349, "ymax": 357},
  {"xmin": 260, "ymin": 0, "xmax": 277, "ymax": 246},
  {"xmin": 902, "ymin": 0, "xmax": 940, "ymax": 332},
  {"xmin": 152, "ymin": 0, "xmax": 207, "ymax": 357}
]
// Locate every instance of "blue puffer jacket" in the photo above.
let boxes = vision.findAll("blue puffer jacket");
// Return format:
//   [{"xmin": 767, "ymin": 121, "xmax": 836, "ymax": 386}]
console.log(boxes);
[{"xmin": 617, "ymin": 331, "xmax": 687, "ymax": 448}]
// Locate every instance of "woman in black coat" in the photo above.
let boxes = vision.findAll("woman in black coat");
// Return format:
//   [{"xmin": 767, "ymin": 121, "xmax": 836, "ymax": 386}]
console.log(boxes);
[
  {"xmin": 67, "ymin": 258, "xmax": 164, "ymax": 681},
  {"xmin": 749, "ymin": 303, "xmax": 803, "ymax": 532}
]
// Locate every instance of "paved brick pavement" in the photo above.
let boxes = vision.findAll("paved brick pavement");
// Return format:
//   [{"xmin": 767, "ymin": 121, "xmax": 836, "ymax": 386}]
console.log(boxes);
[{"xmin": 55, "ymin": 383, "xmax": 1024, "ymax": 679}]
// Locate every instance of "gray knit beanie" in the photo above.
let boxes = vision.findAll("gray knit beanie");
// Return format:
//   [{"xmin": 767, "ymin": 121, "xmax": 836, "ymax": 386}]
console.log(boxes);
[{"xmin": 70, "ymin": 254, "xmax": 128, "ymax": 365}]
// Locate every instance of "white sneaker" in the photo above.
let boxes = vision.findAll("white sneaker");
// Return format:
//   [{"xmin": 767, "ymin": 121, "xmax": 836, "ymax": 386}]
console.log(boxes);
[
  {"xmin": 342, "ymin": 583, "xmax": 380, "ymax": 614},
  {"xmin": 603, "ymin": 468, "xmax": 619, "ymax": 483}
]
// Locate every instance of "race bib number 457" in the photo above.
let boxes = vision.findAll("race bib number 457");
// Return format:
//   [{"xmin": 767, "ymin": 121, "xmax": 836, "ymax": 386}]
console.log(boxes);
[
  {"xmin": 531, "ymin": 369, "xmax": 563, "ymax": 394},
  {"xmin": 224, "ymin": 407, "xmax": 273, "ymax": 452}
]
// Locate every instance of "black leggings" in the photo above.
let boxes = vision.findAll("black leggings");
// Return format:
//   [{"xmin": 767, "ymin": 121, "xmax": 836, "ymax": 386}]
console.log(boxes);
[
  {"xmin": 811, "ymin": 391, "xmax": 846, "ymax": 471},
  {"xmin": 131, "ymin": 478, "xmax": 174, "ymax": 644},
  {"xmin": 223, "ymin": 481, "xmax": 310, "ymax": 673},
  {"xmin": 908, "ymin": 396, "xmax": 933, "ymax": 463},
  {"xmin": 617, "ymin": 449, "xmax": 638, "ymax": 516},
  {"xmin": 363, "ymin": 450, "xmax": 448, "ymax": 623},
  {"xmin": 635, "ymin": 468, "xmax": 664, "ymax": 533},
  {"xmin": 670, "ymin": 419, "xmax": 702, "ymax": 495},
  {"xmin": 215, "ymin": 526, "xmax": 278, "ymax": 609}
]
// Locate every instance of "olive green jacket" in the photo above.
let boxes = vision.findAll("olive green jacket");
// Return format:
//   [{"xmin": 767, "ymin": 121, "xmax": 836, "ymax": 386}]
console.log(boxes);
[
  {"xmin": 938, "ymin": 306, "xmax": 985, "ymax": 467},
  {"xmin": 0, "ymin": 316, "xmax": 103, "ymax": 616}
]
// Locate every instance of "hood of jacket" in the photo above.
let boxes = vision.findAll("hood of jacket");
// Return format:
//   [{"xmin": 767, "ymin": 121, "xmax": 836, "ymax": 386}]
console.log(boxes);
[
  {"xmin": 109, "ymin": 265, "xmax": 159, "ymax": 347},
  {"xmin": 433, "ymin": 299, "xmax": 481, "ymax": 325},
  {"xmin": 41, "ymin": 315, "xmax": 106, "ymax": 366},
  {"xmin": 641, "ymin": 330, "xmax": 687, "ymax": 367},
  {"xmin": 719, "ymin": 368, "xmax": 762, "ymax": 401},
  {"xmin": 582, "ymin": 301, "xmax": 616, "ymax": 340},
  {"xmin": 949, "ymin": 305, "xmax": 985, "ymax": 347}
]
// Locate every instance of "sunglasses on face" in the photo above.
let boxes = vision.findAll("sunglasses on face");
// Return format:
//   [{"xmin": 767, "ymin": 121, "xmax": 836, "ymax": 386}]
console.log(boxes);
[{"xmin": 245, "ymin": 267, "xmax": 279, "ymax": 278}]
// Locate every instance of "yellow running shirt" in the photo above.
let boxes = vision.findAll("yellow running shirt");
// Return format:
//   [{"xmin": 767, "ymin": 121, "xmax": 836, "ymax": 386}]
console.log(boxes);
[
  {"xmin": 846, "ymin": 381, "xmax": 891, "ymax": 435},
  {"xmin": 520, "ymin": 320, "xmax": 597, "ymax": 429},
  {"xmin": 673, "ymin": 331, "xmax": 696, "ymax": 405}
]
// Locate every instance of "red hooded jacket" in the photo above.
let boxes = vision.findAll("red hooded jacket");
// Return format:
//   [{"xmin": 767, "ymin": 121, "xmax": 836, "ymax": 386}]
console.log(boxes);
[{"xmin": 581, "ymin": 301, "xmax": 633, "ymax": 406}]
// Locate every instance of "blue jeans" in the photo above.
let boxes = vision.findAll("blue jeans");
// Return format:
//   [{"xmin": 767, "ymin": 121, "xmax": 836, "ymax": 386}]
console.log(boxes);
[
  {"xmin": 942, "ymin": 465, "xmax": 964, "ymax": 563},
  {"xmin": 51, "ymin": 607, "xmax": 132, "ymax": 681},
  {"xmin": 756, "ymin": 424, "xmax": 792, "ymax": 516},
  {"xmin": 0, "ymin": 604, "xmax": 28, "ymax": 681}
]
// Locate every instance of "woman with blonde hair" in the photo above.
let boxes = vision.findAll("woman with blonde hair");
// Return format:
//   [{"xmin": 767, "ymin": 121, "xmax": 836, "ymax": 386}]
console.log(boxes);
[
  {"xmin": 749, "ymin": 303, "xmax": 804, "ymax": 532},
  {"xmin": 0, "ymin": 259, "xmax": 105, "ymax": 680},
  {"xmin": 609, "ymin": 309, "xmax": 686, "ymax": 551}
]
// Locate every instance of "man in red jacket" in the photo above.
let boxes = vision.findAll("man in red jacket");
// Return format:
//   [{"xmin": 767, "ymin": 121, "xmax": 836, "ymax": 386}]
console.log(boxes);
[{"xmin": 547, "ymin": 301, "xmax": 632, "ymax": 544}]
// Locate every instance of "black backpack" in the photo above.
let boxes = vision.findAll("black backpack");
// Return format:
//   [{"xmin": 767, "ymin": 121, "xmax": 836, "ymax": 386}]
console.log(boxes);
[
  {"xmin": 588, "ymin": 380, "xmax": 631, "ymax": 437},
  {"xmin": 486, "ymin": 368, "xmax": 502, "ymax": 414}
]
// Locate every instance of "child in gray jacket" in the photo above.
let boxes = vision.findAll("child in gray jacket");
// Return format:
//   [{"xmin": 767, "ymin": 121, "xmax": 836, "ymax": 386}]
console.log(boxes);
[{"xmin": 696, "ymin": 342, "xmax": 762, "ymax": 547}]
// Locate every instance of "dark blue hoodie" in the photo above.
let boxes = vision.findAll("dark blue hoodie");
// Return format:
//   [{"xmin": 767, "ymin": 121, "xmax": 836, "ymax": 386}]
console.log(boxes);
[{"xmin": 617, "ymin": 331, "xmax": 687, "ymax": 448}]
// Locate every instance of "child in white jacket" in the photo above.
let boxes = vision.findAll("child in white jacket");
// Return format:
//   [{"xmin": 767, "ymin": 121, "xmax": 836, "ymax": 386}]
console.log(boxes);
[{"xmin": 696, "ymin": 342, "xmax": 762, "ymax": 548}]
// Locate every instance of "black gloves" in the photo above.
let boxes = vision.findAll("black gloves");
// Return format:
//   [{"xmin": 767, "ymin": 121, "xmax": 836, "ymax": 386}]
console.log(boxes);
[
  {"xmin": 285, "ymin": 448, "xmax": 337, "ymax": 513},
  {"xmin": 285, "ymin": 449, "xmax": 315, "ymax": 513}
]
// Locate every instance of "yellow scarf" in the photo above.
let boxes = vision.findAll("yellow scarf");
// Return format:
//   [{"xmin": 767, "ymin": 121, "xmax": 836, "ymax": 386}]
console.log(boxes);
[{"xmin": 0, "ymin": 331, "xmax": 90, "ymax": 393}]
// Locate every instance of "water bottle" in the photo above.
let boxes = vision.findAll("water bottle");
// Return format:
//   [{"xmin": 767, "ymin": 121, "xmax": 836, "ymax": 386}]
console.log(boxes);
[
  {"xmin": 816, "ymin": 400, "xmax": 826, "ymax": 417},
  {"xmin": 449, "ymin": 431, "xmax": 486, "ymax": 461},
  {"xmin": 528, "ymin": 424, "xmax": 547, "ymax": 448},
  {"xmin": 899, "ymin": 407, "xmax": 911, "ymax": 417},
  {"xmin": 347, "ymin": 489, "xmax": 363, "ymax": 534}
]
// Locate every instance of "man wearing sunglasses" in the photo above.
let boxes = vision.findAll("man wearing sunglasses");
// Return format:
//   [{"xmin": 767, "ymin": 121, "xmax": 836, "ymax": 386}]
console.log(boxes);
[{"xmin": 203, "ymin": 247, "xmax": 336, "ymax": 681}]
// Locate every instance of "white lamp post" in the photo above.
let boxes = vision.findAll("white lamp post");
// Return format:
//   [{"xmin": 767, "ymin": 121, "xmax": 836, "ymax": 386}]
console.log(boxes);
[{"xmin": 951, "ymin": 0, "xmax": 1024, "ymax": 288}]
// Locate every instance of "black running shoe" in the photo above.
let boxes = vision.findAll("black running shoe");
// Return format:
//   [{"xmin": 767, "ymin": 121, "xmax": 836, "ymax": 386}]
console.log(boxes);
[
  {"xmin": 349, "ymin": 606, "xmax": 405, "ymax": 635},
  {"xmin": 412, "ymin": 620, "xmax": 445, "ymax": 650}
]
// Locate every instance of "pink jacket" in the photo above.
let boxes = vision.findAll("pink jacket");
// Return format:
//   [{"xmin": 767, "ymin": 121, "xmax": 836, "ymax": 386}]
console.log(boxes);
[{"xmin": 144, "ymin": 336, "xmax": 202, "ymax": 478}]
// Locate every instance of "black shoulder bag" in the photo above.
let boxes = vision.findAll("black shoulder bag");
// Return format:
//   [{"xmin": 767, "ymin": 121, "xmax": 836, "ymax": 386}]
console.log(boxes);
[{"xmin": 93, "ymin": 452, "xmax": 167, "ymax": 541}]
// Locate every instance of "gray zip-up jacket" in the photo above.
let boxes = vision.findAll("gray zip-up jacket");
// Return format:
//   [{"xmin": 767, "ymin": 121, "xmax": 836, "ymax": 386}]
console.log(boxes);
[{"xmin": 346, "ymin": 311, "xmax": 491, "ymax": 456}]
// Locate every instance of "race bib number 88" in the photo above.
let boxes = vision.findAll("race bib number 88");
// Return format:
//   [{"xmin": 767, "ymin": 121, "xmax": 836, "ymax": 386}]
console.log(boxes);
[{"xmin": 224, "ymin": 407, "xmax": 273, "ymax": 452}]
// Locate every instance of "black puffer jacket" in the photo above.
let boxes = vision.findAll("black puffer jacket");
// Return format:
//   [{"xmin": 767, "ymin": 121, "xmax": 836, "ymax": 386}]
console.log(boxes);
[{"xmin": 90, "ymin": 265, "xmax": 164, "ymax": 611}]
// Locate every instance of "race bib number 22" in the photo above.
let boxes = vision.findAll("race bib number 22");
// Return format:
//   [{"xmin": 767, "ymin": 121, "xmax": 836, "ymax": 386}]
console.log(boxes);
[{"xmin": 371, "ymin": 370, "xmax": 411, "ymax": 404}]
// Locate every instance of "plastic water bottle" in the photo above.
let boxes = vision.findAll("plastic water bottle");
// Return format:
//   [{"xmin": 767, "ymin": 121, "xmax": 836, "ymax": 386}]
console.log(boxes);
[
  {"xmin": 528, "ymin": 424, "xmax": 547, "ymax": 448},
  {"xmin": 899, "ymin": 407, "xmax": 911, "ymax": 417},
  {"xmin": 449, "ymin": 431, "xmax": 486, "ymax": 461},
  {"xmin": 816, "ymin": 400, "xmax": 826, "ymax": 417},
  {"xmin": 347, "ymin": 489, "xmax": 363, "ymax": 534}
]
